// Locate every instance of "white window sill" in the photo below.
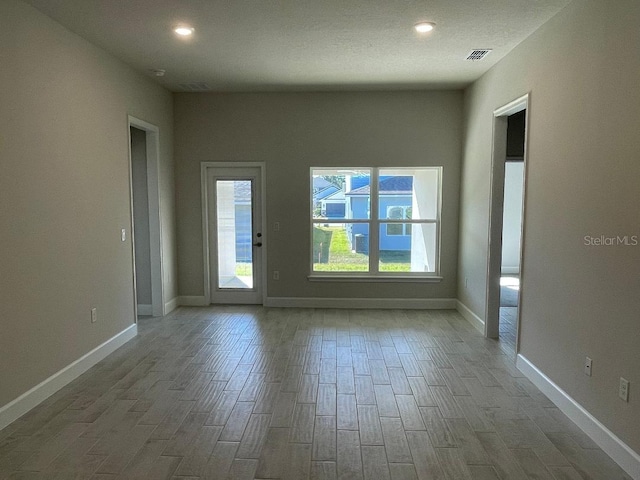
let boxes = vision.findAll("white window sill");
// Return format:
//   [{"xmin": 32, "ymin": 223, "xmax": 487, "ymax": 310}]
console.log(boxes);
[{"xmin": 308, "ymin": 275, "xmax": 443, "ymax": 283}]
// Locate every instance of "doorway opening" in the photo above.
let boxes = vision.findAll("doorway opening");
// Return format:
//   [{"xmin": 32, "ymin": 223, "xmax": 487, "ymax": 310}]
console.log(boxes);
[
  {"xmin": 128, "ymin": 116, "xmax": 164, "ymax": 318},
  {"xmin": 201, "ymin": 163, "xmax": 266, "ymax": 305},
  {"xmin": 485, "ymin": 95, "xmax": 529, "ymax": 355}
]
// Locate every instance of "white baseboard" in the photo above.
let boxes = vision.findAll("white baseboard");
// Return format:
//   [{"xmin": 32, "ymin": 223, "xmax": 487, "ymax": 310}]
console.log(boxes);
[
  {"xmin": 178, "ymin": 296, "xmax": 208, "ymax": 306},
  {"xmin": 264, "ymin": 297, "xmax": 457, "ymax": 309},
  {"xmin": 516, "ymin": 354, "xmax": 640, "ymax": 480},
  {"xmin": 0, "ymin": 324, "xmax": 137, "ymax": 432},
  {"xmin": 456, "ymin": 300, "xmax": 485, "ymax": 334},
  {"xmin": 164, "ymin": 296, "xmax": 179, "ymax": 314},
  {"xmin": 137, "ymin": 304, "xmax": 152, "ymax": 316}
]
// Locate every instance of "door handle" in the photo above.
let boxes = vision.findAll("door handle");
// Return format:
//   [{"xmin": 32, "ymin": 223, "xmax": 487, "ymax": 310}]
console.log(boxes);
[{"xmin": 253, "ymin": 242, "xmax": 262, "ymax": 247}]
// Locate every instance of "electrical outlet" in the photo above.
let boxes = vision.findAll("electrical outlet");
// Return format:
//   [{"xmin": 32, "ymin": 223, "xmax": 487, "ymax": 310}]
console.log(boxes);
[
  {"xmin": 584, "ymin": 357, "xmax": 592, "ymax": 377},
  {"xmin": 274, "ymin": 222, "xmax": 280, "ymax": 232},
  {"xmin": 273, "ymin": 270, "xmax": 280, "ymax": 280},
  {"xmin": 91, "ymin": 307, "xmax": 97, "ymax": 323},
  {"xmin": 619, "ymin": 377, "xmax": 630, "ymax": 402}
]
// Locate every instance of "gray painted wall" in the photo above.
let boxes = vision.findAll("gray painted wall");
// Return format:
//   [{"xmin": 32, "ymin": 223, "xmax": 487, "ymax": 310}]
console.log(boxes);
[
  {"xmin": 0, "ymin": 0, "xmax": 176, "ymax": 407},
  {"xmin": 130, "ymin": 127, "xmax": 152, "ymax": 306},
  {"xmin": 174, "ymin": 91, "xmax": 463, "ymax": 300},
  {"xmin": 458, "ymin": 0, "xmax": 640, "ymax": 452}
]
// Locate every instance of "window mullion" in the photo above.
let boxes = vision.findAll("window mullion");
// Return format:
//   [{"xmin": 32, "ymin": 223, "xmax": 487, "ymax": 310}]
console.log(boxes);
[{"xmin": 369, "ymin": 168, "xmax": 379, "ymax": 274}]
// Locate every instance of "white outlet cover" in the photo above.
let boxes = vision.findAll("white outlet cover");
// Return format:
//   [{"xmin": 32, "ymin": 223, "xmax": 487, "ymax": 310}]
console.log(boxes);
[{"xmin": 619, "ymin": 377, "xmax": 630, "ymax": 402}]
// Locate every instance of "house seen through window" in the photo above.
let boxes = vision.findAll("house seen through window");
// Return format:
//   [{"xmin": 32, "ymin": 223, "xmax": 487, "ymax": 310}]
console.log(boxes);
[{"xmin": 311, "ymin": 167, "xmax": 442, "ymax": 276}]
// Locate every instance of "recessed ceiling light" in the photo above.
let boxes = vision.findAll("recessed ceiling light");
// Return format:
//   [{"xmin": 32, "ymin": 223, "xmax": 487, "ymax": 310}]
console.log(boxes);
[
  {"xmin": 414, "ymin": 22, "xmax": 435, "ymax": 33},
  {"xmin": 174, "ymin": 26, "xmax": 194, "ymax": 36}
]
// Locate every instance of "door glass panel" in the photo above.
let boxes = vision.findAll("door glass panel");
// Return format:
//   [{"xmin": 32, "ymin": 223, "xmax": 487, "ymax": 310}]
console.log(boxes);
[{"xmin": 216, "ymin": 180, "xmax": 253, "ymax": 289}]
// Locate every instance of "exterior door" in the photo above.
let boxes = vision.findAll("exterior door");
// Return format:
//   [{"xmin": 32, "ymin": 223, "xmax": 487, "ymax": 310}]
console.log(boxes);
[{"xmin": 207, "ymin": 166, "xmax": 263, "ymax": 304}]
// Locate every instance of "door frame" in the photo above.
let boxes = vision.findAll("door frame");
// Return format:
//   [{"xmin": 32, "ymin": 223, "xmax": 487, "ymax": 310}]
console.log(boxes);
[
  {"xmin": 201, "ymin": 162, "xmax": 267, "ymax": 305},
  {"xmin": 485, "ymin": 93, "xmax": 530, "ymax": 351},
  {"xmin": 127, "ymin": 116, "xmax": 165, "ymax": 317}
]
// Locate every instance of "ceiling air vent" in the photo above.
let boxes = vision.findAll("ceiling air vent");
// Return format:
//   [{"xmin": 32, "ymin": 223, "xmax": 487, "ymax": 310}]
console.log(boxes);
[
  {"xmin": 178, "ymin": 82, "xmax": 211, "ymax": 92},
  {"xmin": 466, "ymin": 49, "xmax": 492, "ymax": 61}
]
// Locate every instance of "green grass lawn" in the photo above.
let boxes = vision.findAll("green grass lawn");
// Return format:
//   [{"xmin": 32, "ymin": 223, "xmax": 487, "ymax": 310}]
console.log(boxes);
[
  {"xmin": 313, "ymin": 226, "xmax": 410, "ymax": 272},
  {"xmin": 235, "ymin": 262, "xmax": 252, "ymax": 276}
]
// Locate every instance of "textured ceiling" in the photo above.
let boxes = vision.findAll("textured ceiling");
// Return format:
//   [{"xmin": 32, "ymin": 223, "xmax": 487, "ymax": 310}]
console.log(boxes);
[{"xmin": 23, "ymin": 0, "xmax": 571, "ymax": 92}]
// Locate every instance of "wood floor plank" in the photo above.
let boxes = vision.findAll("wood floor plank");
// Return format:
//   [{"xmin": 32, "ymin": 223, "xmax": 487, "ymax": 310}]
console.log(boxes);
[
  {"xmin": 510, "ymin": 448, "xmax": 556, "ymax": 479},
  {"xmin": 352, "ymin": 353, "xmax": 370, "ymax": 375},
  {"xmin": 354, "ymin": 376, "xmax": 376, "ymax": 405},
  {"xmin": 396, "ymin": 395, "xmax": 425, "ymax": 431},
  {"xmin": 361, "ymin": 445, "xmax": 391, "ymax": 480},
  {"xmin": 298, "ymin": 374, "xmax": 320, "ymax": 404},
  {"xmin": 368, "ymin": 359, "xmax": 391, "ymax": 385},
  {"xmin": 202, "ymin": 440, "xmax": 239, "ymax": 479},
  {"xmin": 476, "ymin": 432, "xmax": 528, "ymax": 479},
  {"xmin": 172, "ymin": 426, "xmax": 222, "ymax": 476},
  {"xmin": 219, "ymin": 401, "xmax": 254, "ymax": 441},
  {"xmin": 270, "ymin": 391, "xmax": 296, "ymax": 427},
  {"xmin": 255, "ymin": 427, "xmax": 290, "ymax": 478},
  {"xmin": 252, "ymin": 382, "xmax": 280, "ymax": 414},
  {"xmin": 336, "ymin": 430, "xmax": 363, "ymax": 480},
  {"xmin": 357, "ymin": 405, "xmax": 384, "ymax": 446},
  {"xmin": 419, "ymin": 407, "xmax": 456, "ymax": 448},
  {"xmin": 373, "ymin": 384, "xmax": 399, "ymax": 418},
  {"xmin": 317, "ymin": 383, "xmax": 337, "ymax": 416},
  {"xmin": 379, "ymin": 417, "xmax": 412, "ymax": 463},
  {"xmin": 407, "ymin": 377, "xmax": 436, "ymax": 407},
  {"xmin": 311, "ymin": 461, "xmax": 337, "ymax": 480},
  {"xmin": 312, "ymin": 416, "xmax": 337, "ymax": 461},
  {"xmin": 336, "ymin": 395, "xmax": 358, "ymax": 431},
  {"xmin": 434, "ymin": 447, "xmax": 473, "ymax": 480},
  {"xmin": 388, "ymin": 367, "xmax": 412, "ymax": 395},
  {"xmin": 285, "ymin": 443, "xmax": 312, "ymax": 480},
  {"xmin": 0, "ymin": 306, "xmax": 629, "ymax": 480},
  {"xmin": 320, "ymin": 358, "xmax": 337, "ymax": 384},
  {"xmin": 389, "ymin": 463, "xmax": 418, "ymax": 480},
  {"xmin": 405, "ymin": 430, "xmax": 446, "ymax": 480},
  {"xmin": 160, "ymin": 411, "xmax": 207, "ymax": 456},
  {"xmin": 291, "ymin": 403, "xmax": 317, "ymax": 443},
  {"xmin": 445, "ymin": 418, "xmax": 490, "ymax": 465},
  {"xmin": 204, "ymin": 390, "xmax": 240, "ymax": 426},
  {"xmin": 430, "ymin": 386, "xmax": 466, "ymax": 419},
  {"xmin": 237, "ymin": 373, "xmax": 265, "ymax": 402},
  {"xmin": 336, "ymin": 367, "xmax": 355, "ymax": 395},
  {"xmin": 18, "ymin": 423, "xmax": 88, "ymax": 472},
  {"xmin": 227, "ymin": 458, "xmax": 258, "ymax": 480},
  {"xmin": 236, "ymin": 413, "xmax": 271, "ymax": 459}
]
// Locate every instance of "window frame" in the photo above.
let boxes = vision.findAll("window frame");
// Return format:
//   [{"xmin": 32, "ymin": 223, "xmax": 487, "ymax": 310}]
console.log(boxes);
[{"xmin": 309, "ymin": 167, "xmax": 443, "ymax": 281}]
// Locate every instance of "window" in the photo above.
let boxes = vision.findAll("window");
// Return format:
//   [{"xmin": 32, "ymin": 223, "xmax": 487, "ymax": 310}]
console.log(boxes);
[
  {"xmin": 386, "ymin": 206, "xmax": 411, "ymax": 236},
  {"xmin": 310, "ymin": 167, "xmax": 442, "ymax": 277}
]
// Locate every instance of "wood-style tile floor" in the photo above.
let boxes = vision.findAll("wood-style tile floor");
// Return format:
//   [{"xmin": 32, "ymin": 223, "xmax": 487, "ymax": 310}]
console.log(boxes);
[{"xmin": 0, "ymin": 307, "xmax": 631, "ymax": 479}]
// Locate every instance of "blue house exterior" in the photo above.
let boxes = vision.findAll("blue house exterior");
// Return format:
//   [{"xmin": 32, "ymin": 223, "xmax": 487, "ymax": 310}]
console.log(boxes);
[{"xmin": 345, "ymin": 176, "xmax": 413, "ymax": 253}]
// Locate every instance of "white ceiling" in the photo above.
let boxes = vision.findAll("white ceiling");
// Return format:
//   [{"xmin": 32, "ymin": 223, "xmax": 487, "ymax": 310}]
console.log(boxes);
[{"xmin": 24, "ymin": 0, "xmax": 571, "ymax": 92}]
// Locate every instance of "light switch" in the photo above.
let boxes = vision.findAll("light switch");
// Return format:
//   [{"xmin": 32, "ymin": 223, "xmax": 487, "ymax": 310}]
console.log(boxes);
[{"xmin": 121, "ymin": 228, "xmax": 126, "ymax": 242}]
